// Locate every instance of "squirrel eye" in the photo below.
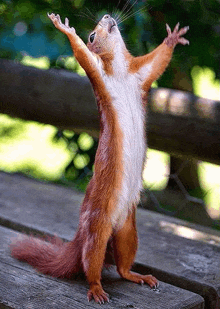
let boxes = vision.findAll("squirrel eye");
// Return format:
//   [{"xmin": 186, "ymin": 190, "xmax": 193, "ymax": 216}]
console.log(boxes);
[{"xmin": 90, "ymin": 32, "xmax": 95, "ymax": 43}]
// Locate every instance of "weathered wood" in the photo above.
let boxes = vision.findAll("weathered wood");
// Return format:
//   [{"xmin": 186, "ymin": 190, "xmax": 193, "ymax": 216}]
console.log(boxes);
[
  {"xmin": 0, "ymin": 226, "xmax": 204, "ymax": 307},
  {"xmin": 0, "ymin": 172, "xmax": 219, "ymax": 308},
  {"xmin": 0, "ymin": 58, "xmax": 99, "ymax": 136},
  {"xmin": 1, "ymin": 227, "xmax": 205, "ymax": 309},
  {"xmin": 135, "ymin": 211, "xmax": 220, "ymax": 309},
  {"xmin": 0, "ymin": 59, "xmax": 220, "ymax": 164}
]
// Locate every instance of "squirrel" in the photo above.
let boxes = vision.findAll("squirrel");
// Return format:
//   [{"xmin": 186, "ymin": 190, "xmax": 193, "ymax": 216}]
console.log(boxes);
[{"xmin": 11, "ymin": 12, "xmax": 189, "ymax": 304}]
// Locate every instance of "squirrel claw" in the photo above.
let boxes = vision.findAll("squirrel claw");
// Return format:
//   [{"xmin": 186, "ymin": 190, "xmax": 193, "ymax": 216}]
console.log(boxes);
[
  {"xmin": 48, "ymin": 12, "xmax": 75, "ymax": 35},
  {"xmin": 178, "ymin": 37, "xmax": 190, "ymax": 45},
  {"xmin": 164, "ymin": 23, "xmax": 189, "ymax": 47},
  {"xmin": 173, "ymin": 22, "xmax": 180, "ymax": 33},
  {"xmin": 166, "ymin": 23, "xmax": 171, "ymax": 36},
  {"xmin": 87, "ymin": 285, "xmax": 109, "ymax": 304},
  {"xmin": 65, "ymin": 17, "xmax": 69, "ymax": 27}
]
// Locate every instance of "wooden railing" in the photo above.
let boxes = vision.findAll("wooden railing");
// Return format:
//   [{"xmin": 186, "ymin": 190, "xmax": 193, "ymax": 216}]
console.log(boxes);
[{"xmin": 0, "ymin": 58, "xmax": 220, "ymax": 164}]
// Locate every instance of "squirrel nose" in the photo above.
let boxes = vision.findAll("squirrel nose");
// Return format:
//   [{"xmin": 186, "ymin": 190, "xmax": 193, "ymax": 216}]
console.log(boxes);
[{"xmin": 104, "ymin": 14, "xmax": 111, "ymax": 19}]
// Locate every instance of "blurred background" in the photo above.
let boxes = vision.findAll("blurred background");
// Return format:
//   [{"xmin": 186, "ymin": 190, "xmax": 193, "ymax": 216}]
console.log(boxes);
[{"xmin": 0, "ymin": 0, "xmax": 219, "ymax": 229}]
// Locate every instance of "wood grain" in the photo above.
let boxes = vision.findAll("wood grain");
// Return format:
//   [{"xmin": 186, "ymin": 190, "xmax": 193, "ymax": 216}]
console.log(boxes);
[
  {"xmin": 0, "ymin": 220, "xmax": 203, "ymax": 308},
  {"xmin": 0, "ymin": 59, "xmax": 220, "ymax": 164},
  {"xmin": 2, "ymin": 172, "xmax": 220, "ymax": 307}
]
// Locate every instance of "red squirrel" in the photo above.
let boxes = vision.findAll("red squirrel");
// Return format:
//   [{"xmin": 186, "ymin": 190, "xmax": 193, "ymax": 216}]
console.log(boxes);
[{"xmin": 11, "ymin": 12, "xmax": 189, "ymax": 304}]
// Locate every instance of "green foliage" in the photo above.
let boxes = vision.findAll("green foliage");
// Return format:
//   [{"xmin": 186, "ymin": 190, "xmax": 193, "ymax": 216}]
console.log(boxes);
[
  {"xmin": 53, "ymin": 130, "xmax": 98, "ymax": 189},
  {"xmin": 0, "ymin": 0, "xmax": 219, "ymax": 75},
  {"xmin": 0, "ymin": 0, "xmax": 219, "ymax": 88}
]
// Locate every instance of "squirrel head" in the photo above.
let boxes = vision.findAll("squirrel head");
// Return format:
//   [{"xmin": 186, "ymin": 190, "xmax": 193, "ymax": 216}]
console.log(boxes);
[{"xmin": 87, "ymin": 14, "xmax": 124, "ymax": 54}]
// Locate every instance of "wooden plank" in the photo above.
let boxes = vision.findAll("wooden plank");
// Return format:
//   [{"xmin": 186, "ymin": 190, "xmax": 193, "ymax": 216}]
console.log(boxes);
[
  {"xmin": 135, "ymin": 211, "xmax": 220, "ymax": 309},
  {"xmin": 0, "ymin": 172, "xmax": 216, "ymax": 307},
  {"xmin": 0, "ymin": 226, "xmax": 204, "ymax": 309},
  {"xmin": 0, "ymin": 59, "xmax": 220, "ymax": 164},
  {"xmin": 0, "ymin": 172, "xmax": 82, "ymax": 239}
]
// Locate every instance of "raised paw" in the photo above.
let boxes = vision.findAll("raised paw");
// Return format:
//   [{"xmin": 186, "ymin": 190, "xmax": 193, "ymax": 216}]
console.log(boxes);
[
  {"xmin": 87, "ymin": 284, "xmax": 109, "ymax": 304},
  {"xmin": 164, "ymin": 23, "xmax": 189, "ymax": 47},
  {"xmin": 47, "ymin": 13, "xmax": 75, "ymax": 35}
]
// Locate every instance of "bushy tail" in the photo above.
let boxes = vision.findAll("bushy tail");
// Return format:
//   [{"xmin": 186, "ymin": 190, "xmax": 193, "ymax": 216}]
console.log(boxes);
[{"xmin": 11, "ymin": 234, "xmax": 82, "ymax": 278}]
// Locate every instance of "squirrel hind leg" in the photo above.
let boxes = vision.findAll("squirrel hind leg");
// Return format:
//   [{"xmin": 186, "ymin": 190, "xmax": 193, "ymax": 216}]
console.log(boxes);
[
  {"xmin": 81, "ymin": 220, "xmax": 112, "ymax": 303},
  {"xmin": 104, "ymin": 236, "xmax": 115, "ymax": 267},
  {"xmin": 113, "ymin": 208, "xmax": 159, "ymax": 289}
]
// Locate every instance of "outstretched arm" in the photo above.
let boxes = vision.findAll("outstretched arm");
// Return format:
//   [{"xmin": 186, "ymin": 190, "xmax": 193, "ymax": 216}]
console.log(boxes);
[
  {"xmin": 48, "ymin": 13, "xmax": 101, "ymax": 77},
  {"xmin": 130, "ymin": 23, "xmax": 189, "ymax": 90}
]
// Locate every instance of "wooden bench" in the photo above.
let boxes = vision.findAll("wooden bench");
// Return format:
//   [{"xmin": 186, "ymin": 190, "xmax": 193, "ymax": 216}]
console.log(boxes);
[{"xmin": 1, "ymin": 172, "xmax": 220, "ymax": 308}]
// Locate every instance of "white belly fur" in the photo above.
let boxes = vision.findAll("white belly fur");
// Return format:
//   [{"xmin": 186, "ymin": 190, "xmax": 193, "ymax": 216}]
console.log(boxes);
[{"xmin": 103, "ymin": 71, "xmax": 146, "ymax": 230}]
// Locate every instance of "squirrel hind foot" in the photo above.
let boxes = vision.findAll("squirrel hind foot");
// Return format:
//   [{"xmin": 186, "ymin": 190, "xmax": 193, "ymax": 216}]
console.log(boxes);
[
  {"xmin": 118, "ymin": 269, "xmax": 159, "ymax": 289},
  {"xmin": 87, "ymin": 284, "xmax": 109, "ymax": 304}
]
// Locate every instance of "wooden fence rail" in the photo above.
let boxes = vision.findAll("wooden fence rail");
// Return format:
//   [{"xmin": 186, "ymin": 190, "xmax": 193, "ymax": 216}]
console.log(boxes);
[{"xmin": 0, "ymin": 59, "xmax": 220, "ymax": 164}]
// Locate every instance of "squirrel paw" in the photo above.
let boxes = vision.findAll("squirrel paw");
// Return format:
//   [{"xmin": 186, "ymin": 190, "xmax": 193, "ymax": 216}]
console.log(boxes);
[
  {"xmin": 118, "ymin": 270, "xmax": 159, "ymax": 289},
  {"xmin": 87, "ymin": 284, "xmax": 109, "ymax": 304},
  {"xmin": 48, "ymin": 13, "xmax": 75, "ymax": 35},
  {"xmin": 164, "ymin": 23, "xmax": 189, "ymax": 47},
  {"xmin": 139, "ymin": 274, "xmax": 159, "ymax": 289}
]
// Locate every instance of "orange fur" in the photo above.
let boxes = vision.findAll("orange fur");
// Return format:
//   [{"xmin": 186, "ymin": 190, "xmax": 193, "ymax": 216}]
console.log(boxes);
[
  {"xmin": 130, "ymin": 43, "xmax": 174, "ymax": 92},
  {"xmin": 11, "ymin": 13, "xmax": 189, "ymax": 304}
]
